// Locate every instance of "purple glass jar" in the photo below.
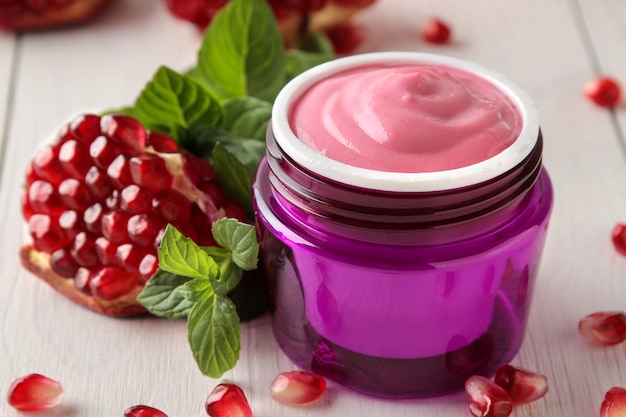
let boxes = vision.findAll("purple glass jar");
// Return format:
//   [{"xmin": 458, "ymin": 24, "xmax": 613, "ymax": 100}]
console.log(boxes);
[{"xmin": 252, "ymin": 52, "xmax": 553, "ymax": 398}]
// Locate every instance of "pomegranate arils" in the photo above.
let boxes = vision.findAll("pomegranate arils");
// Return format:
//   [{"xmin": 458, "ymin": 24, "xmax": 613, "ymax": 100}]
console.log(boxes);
[
  {"xmin": 579, "ymin": 311, "xmax": 626, "ymax": 345},
  {"xmin": 29, "ymin": 214, "xmax": 70, "ymax": 253},
  {"xmin": 584, "ymin": 76, "xmax": 622, "ymax": 108},
  {"xmin": 90, "ymin": 135, "xmax": 125, "ymax": 169},
  {"xmin": 7, "ymin": 373, "xmax": 63, "ymax": 411},
  {"xmin": 50, "ymin": 248, "xmax": 79, "ymax": 277},
  {"xmin": 32, "ymin": 144, "xmax": 64, "ymax": 185},
  {"xmin": 122, "ymin": 185, "xmax": 153, "ymax": 214},
  {"xmin": 70, "ymin": 232, "xmax": 99, "ymax": 267},
  {"xmin": 70, "ymin": 114, "xmax": 102, "ymax": 143},
  {"xmin": 59, "ymin": 139, "xmax": 91, "ymax": 179},
  {"xmin": 493, "ymin": 365, "xmax": 548, "ymax": 403},
  {"xmin": 130, "ymin": 153, "xmax": 173, "ymax": 194},
  {"xmin": 325, "ymin": 23, "xmax": 363, "ymax": 55},
  {"xmin": 147, "ymin": 131, "xmax": 179, "ymax": 153},
  {"xmin": 422, "ymin": 18, "xmax": 452, "ymax": 44},
  {"xmin": 101, "ymin": 114, "xmax": 147, "ymax": 151},
  {"xmin": 117, "ymin": 243, "xmax": 150, "ymax": 272},
  {"xmin": 90, "ymin": 266, "xmax": 138, "ymax": 300},
  {"xmin": 128, "ymin": 213, "xmax": 165, "ymax": 246},
  {"xmin": 601, "ymin": 387, "xmax": 626, "ymax": 417},
  {"xmin": 58, "ymin": 178, "xmax": 92, "ymax": 210},
  {"xmin": 465, "ymin": 375, "xmax": 513, "ymax": 417},
  {"xmin": 83, "ymin": 202, "xmax": 104, "ymax": 233},
  {"xmin": 270, "ymin": 371, "xmax": 326, "ymax": 405},
  {"xmin": 124, "ymin": 404, "xmax": 169, "ymax": 417},
  {"xmin": 139, "ymin": 253, "xmax": 159, "ymax": 280},
  {"xmin": 107, "ymin": 154, "xmax": 134, "ymax": 189},
  {"xmin": 101, "ymin": 210, "xmax": 131, "ymax": 243},
  {"xmin": 85, "ymin": 166, "xmax": 113, "ymax": 199},
  {"xmin": 95, "ymin": 237, "xmax": 119, "ymax": 265},
  {"xmin": 612, "ymin": 223, "xmax": 626, "ymax": 256},
  {"xmin": 28, "ymin": 180, "xmax": 64, "ymax": 216},
  {"xmin": 205, "ymin": 384, "xmax": 252, "ymax": 417}
]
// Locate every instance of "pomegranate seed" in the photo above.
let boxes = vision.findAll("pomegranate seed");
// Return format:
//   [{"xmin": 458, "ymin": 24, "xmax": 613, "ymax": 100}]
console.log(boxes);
[
  {"xmin": 58, "ymin": 178, "xmax": 92, "ymax": 210},
  {"xmin": 70, "ymin": 232, "xmax": 100, "ymax": 267},
  {"xmin": 584, "ymin": 76, "xmax": 622, "ymax": 108},
  {"xmin": 152, "ymin": 189, "xmax": 192, "ymax": 223},
  {"xmin": 28, "ymin": 180, "xmax": 65, "ymax": 216},
  {"xmin": 124, "ymin": 404, "xmax": 169, "ymax": 417},
  {"xmin": 117, "ymin": 243, "xmax": 150, "ymax": 272},
  {"xmin": 183, "ymin": 152, "xmax": 215, "ymax": 184},
  {"xmin": 223, "ymin": 201, "xmax": 248, "ymax": 223},
  {"xmin": 601, "ymin": 387, "xmax": 626, "ymax": 417},
  {"xmin": 197, "ymin": 179, "xmax": 226, "ymax": 209},
  {"xmin": 59, "ymin": 139, "xmax": 91, "ymax": 179},
  {"xmin": 121, "ymin": 185, "xmax": 153, "ymax": 214},
  {"xmin": 101, "ymin": 114, "xmax": 147, "ymax": 152},
  {"xmin": 83, "ymin": 202, "xmax": 104, "ymax": 234},
  {"xmin": 421, "ymin": 18, "xmax": 452, "ymax": 44},
  {"xmin": 325, "ymin": 23, "xmax": 364, "ymax": 55},
  {"xmin": 579, "ymin": 311, "xmax": 626, "ymax": 345},
  {"xmin": 74, "ymin": 267, "xmax": 93, "ymax": 294},
  {"xmin": 90, "ymin": 135, "xmax": 125, "ymax": 169},
  {"xmin": 139, "ymin": 253, "xmax": 158, "ymax": 280},
  {"xmin": 205, "ymin": 384, "xmax": 252, "ymax": 417},
  {"xmin": 50, "ymin": 248, "xmax": 80, "ymax": 277},
  {"xmin": 29, "ymin": 214, "xmax": 71, "ymax": 253},
  {"xmin": 493, "ymin": 365, "xmax": 548, "ymax": 403},
  {"xmin": 89, "ymin": 266, "xmax": 138, "ymax": 300},
  {"xmin": 107, "ymin": 154, "xmax": 134, "ymax": 189},
  {"xmin": 270, "ymin": 371, "xmax": 326, "ymax": 405},
  {"xmin": 95, "ymin": 237, "xmax": 119, "ymax": 265},
  {"xmin": 59, "ymin": 210, "xmax": 83, "ymax": 239},
  {"xmin": 465, "ymin": 375, "xmax": 513, "ymax": 417},
  {"xmin": 147, "ymin": 131, "xmax": 179, "ymax": 153},
  {"xmin": 32, "ymin": 143, "xmax": 65, "ymax": 185},
  {"xmin": 127, "ymin": 213, "xmax": 165, "ymax": 247},
  {"xmin": 84, "ymin": 166, "xmax": 114, "ymax": 199},
  {"xmin": 101, "ymin": 210, "xmax": 131, "ymax": 243},
  {"xmin": 70, "ymin": 114, "xmax": 102, "ymax": 144},
  {"xmin": 105, "ymin": 189, "xmax": 121, "ymax": 209},
  {"xmin": 612, "ymin": 223, "xmax": 626, "ymax": 256},
  {"xmin": 7, "ymin": 373, "xmax": 63, "ymax": 411},
  {"xmin": 129, "ymin": 153, "xmax": 173, "ymax": 194}
]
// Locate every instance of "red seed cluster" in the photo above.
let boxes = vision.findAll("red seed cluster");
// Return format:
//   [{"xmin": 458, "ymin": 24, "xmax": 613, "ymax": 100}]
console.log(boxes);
[
  {"xmin": 22, "ymin": 113, "xmax": 238, "ymax": 301},
  {"xmin": 7, "ymin": 373, "xmax": 63, "ymax": 411}
]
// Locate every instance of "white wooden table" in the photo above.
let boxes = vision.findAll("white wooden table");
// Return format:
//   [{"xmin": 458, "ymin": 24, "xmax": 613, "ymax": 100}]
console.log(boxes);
[{"xmin": 2, "ymin": 0, "xmax": 626, "ymax": 416}]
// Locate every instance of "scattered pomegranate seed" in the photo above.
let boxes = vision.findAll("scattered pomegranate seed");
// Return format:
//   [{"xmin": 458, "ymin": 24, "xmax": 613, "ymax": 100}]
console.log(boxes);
[
  {"xmin": 421, "ymin": 18, "xmax": 452, "ymax": 44},
  {"xmin": 465, "ymin": 375, "xmax": 513, "ymax": 417},
  {"xmin": 579, "ymin": 311, "xmax": 626, "ymax": 345},
  {"xmin": 493, "ymin": 365, "xmax": 548, "ymax": 403},
  {"xmin": 584, "ymin": 76, "xmax": 622, "ymax": 108},
  {"xmin": 124, "ymin": 404, "xmax": 169, "ymax": 417},
  {"xmin": 601, "ymin": 387, "xmax": 626, "ymax": 417},
  {"xmin": 270, "ymin": 371, "xmax": 326, "ymax": 405},
  {"xmin": 612, "ymin": 223, "xmax": 626, "ymax": 256},
  {"xmin": 7, "ymin": 373, "xmax": 63, "ymax": 411},
  {"xmin": 324, "ymin": 23, "xmax": 364, "ymax": 55},
  {"xmin": 205, "ymin": 383, "xmax": 252, "ymax": 417}
]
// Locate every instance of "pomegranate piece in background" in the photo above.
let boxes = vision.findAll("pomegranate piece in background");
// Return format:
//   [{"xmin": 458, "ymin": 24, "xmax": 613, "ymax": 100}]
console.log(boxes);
[
  {"xmin": 421, "ymin": 17, "xmax": 452, "ymax": 44},
  {"xmin": 0, "ymin": 0, "xmax": 114, "ymax": 31},
  {"xmin": 7, "ymin": 373, "xmax": 63, "ymax": 411},
  {"xmin": 579, "ymin": 311, "xmax": 626, "ymax": 345},
  {"xmin": 494, "ymin": 364, "xmax": 549, "ymax": 403},
  {"xmin": 584, "ymin": 76, "xmax": 622, "ymax": 108},
  {"xmin": 205, "ymin": 384, "xmax": 252, "ymax": 417},
  {"xmin": 270, "ymin": 371, "xmax": 326, "ymax": 405},
  {"xmin": 602, "ymin": 387, "xmax": 626, "ymax": 417},
  {"xmin": 611, "ymin": 223, "xmax": 626, "ymax": 256},
  {"xmin": 20, "ymin": 113, "xmax": 244, "ymax": 316},
  {"xmin": 124, "ymin": 405, "xmax": 169, "ymax": 417},
  {"xmin": 465, "ymin": 375, "xmax": 513, "ymax": 417}
]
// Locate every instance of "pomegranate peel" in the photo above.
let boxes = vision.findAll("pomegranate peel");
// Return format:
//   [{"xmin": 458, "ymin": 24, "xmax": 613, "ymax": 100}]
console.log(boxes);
[{"xmin": 0, "ymin": 0, "xmax": 114, "ymax": 31}]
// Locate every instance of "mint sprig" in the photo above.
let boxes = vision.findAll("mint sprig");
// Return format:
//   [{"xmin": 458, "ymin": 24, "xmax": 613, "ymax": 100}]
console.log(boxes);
[{"xmin": 138, "ymin": 220, "xmax": 259, "ymax": 378}]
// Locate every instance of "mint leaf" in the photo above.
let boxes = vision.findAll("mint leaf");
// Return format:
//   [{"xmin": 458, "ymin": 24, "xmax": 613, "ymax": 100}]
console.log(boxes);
[
  {"xmin": 202, "ymin": 247, "xmax": 243, "ymax": 296},
  {"xmin": 212, "ymin": 218, "xmax": 259, "ymax": 271},
  {"xmin": 134, "ymin": 66, "xmax": 223, "ymax": 141},
  {"xmin": 136, "ymin": 270, "xmax": 195, "ymax": 319},
  {"xmin": 188, "ymin": 294, "xmax": 240, "ymax": 378},
  {"xmin": 221, "ymin": 96, "xmax": 272, "ymax": 141},
  {"xmin": 179, "ymin": 278, "xmax": 215, "ymax": 302},
  {"xmin": 212, "ymin": 143, "xmax": 254, "ymax": 213},
  {"xmin": 187, "ymin": 125, "xmax": 266, "ymax": 172},
  {"xmin": 158, "ymin": 224, "xmax": 221, "ymax": 280},
  {"xmin": 196, "ymin": 0, "xmax": 286, "ymax": 102},
  {"xmin": 286, "ymin": 49, "xmax": 336, "ymax": 81}
]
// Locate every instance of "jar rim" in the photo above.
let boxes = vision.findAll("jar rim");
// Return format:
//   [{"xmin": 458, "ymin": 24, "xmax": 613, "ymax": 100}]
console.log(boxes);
[{"xmin": 271, "ymin": 52, "xmax": 540, "ymax": 192}]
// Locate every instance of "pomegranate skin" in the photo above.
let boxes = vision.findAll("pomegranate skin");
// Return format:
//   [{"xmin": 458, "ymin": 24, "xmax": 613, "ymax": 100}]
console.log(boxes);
[{"xmin": 0, "ymin": 0, "xmax": 114, "ymax": 31}]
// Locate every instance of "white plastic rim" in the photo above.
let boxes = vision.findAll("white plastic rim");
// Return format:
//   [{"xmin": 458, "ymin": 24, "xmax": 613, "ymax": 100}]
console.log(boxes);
[{"xmin": 271, "ymin": 52, "xmax": 540, "ymax": 192}]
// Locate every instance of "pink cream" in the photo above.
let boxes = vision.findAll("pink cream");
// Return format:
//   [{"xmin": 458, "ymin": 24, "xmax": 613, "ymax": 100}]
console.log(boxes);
[{"xmin": 289, "ymin": 64, "xmax": 523, "ymax": 173}]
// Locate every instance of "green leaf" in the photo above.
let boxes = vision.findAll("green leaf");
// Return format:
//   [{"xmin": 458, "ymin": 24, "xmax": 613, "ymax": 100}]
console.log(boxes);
[
  {"xmin": 202, "ymin": 247, "xmax": 243, "ymax": 296},
  {"xmin": 298, "ymin": 32, "xmax": 335, "ymax": 54},
  {"xmin": 197, "ymin": 0, "xmax": 286, "ymax": 102},
  {"xmin": 220, "ymin": 96, "xmax": 272, "ymax": 141},
  {"xmin": 212, "ymin": 218, "xmax": 259, "ymax": 271},
  {"xmin": 188, "ymin": 294, "xmax": 241, "ymax": 378},
  {"xmin": 134, "ymin": 66, "xmax": 223, "ymax": 141},
  {"xmin": 285, "ymin": 49, "xmax": 336, "ymax": 81},
  {"xmin": 187, "ymin": 125, "xmax": 266, "ymax": 172},
  {"xmin": 212, "ymin": 143, "xmax": 254, "ymax": 212},
  {"xmin": 179, "ymin": 278, "xmax": 215, "ymax": 302},
  {"xmin": 136, "ymin": 270, "xmax": 195, "ymax": 319},
  {"xmin": 158, "ymin": 224, "xmax": 221, "ymax": 280}
]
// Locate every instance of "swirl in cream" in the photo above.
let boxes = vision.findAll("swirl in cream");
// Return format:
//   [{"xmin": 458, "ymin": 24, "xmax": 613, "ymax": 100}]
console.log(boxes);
[{"xmin": 289, "ymin": 64, "xmax": 523, "ymax": 173}]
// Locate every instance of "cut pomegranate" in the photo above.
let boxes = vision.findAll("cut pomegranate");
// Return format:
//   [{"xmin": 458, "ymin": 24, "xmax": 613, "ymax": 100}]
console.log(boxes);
[
  {"xmin": 7, "ymin": 373, "xmax": 63, "ymax": 411},
  {"xmin": 20, "ymin": 113, "xmax": 244, "ymax": 316},
  {"xmin": 584, "ymin": 76, "xmax": 622, "ymax": 108},
  {"xmin": 270, "ymin": 371, "xmax": 326, "ymax": 405},
  {"xmin": 0, "ymin": 0, "xmax": 114, "ymax": 31},
  {"xmin": 465, "ymin": 375, "xmax": 513, "ymax": 417},
  {"xmin": 421, "ymin": 18, "xmax": 452, "ymax": 44},
  {"xmin": 493, "ymin": 364, "xmax": 548, "ymax": 403},
  {"xmin": 162, "ymin": 0, "xmax": 376, "ymax": 49},
  {"xmin": 205, "ymin": 383, "xmax": 252, "ymax": 417},
  {"xmin": 612, "ymin": 223, "xmax": 626, "ymax": 256},
  {"xmin": 601, "ymin": 387, "xmax": 626, "ymax": 417},
  {"xmin": 579, "ymin": 311, "xmax": 626, "ymax": 345},
  {"xmin": 124, "ymin": 404, "xmax": 169, "ymax": 417}
]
